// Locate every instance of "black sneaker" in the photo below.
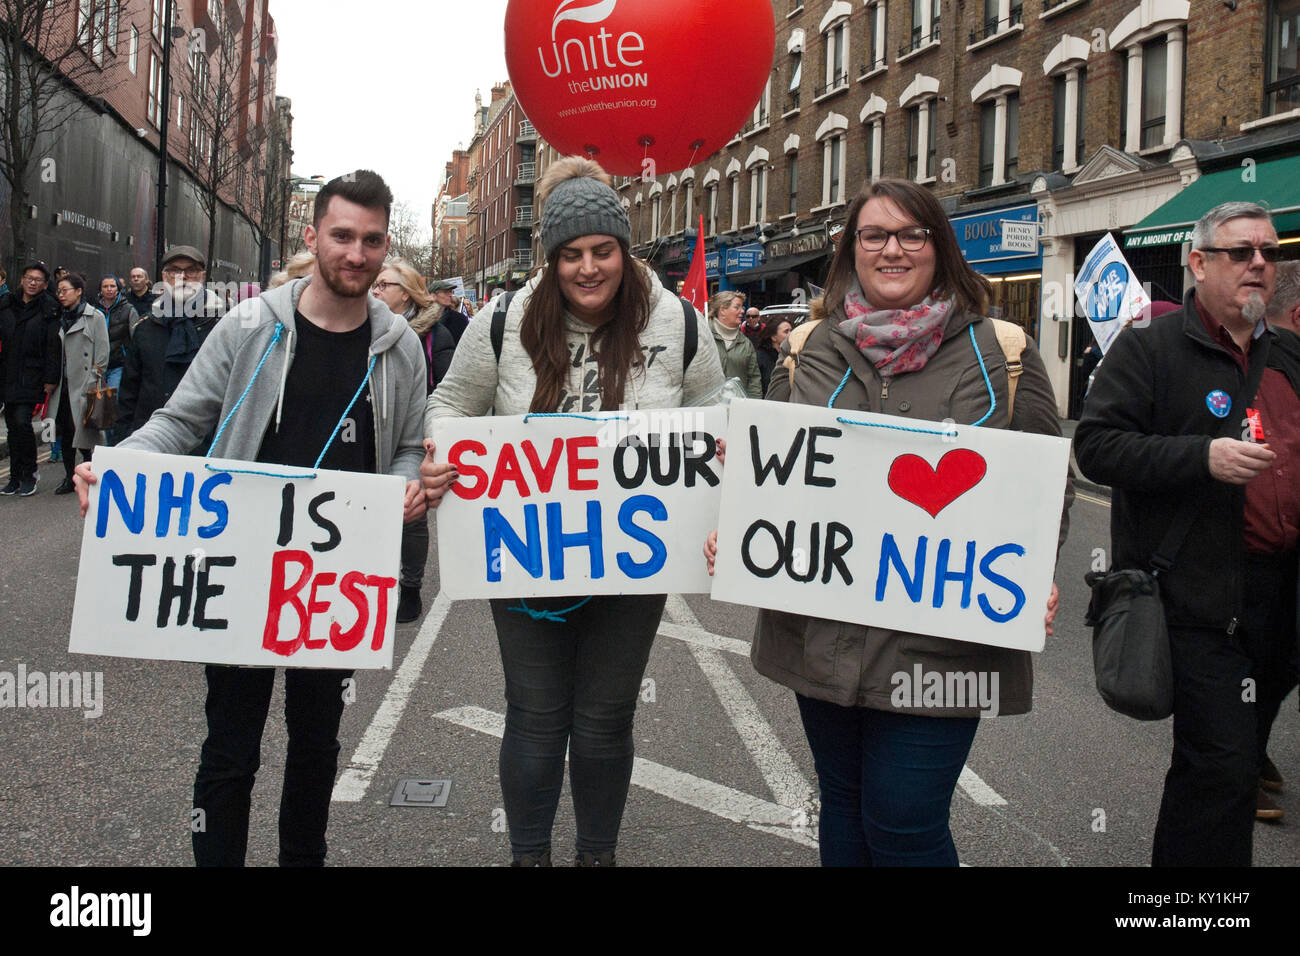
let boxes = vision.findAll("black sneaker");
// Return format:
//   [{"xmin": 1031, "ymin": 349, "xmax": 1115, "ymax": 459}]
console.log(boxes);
[
  {"xmin": 55, "ymin": 477, "xmax": 76, "ymax": 495},
  {"xmin": 396, "ymin": 585, "xmax": 422, "ymax": 623},
  {"xmin": 0, "ymin": 479, "xmax": 19, "ymax": 496},
  {"xmin": 18, "ymin": 477, "xmax": 38, "ymax": 496}
]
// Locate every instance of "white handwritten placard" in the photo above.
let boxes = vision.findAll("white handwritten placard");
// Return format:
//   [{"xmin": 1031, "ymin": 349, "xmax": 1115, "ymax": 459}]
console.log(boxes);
[
  {"xmin": 432, "ymin": 408, "xmax": 726, "ymax": 599},
  {"xmin": 710, "ymin": 400, "xmax": 1070, "ymax": 652},
  {"xmin": 70, "ymin": 446, "xmax": 403, "ymax": 668}
]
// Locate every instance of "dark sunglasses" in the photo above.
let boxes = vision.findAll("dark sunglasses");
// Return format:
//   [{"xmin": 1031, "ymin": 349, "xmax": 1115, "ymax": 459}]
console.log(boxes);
[{"xmin": 1198, "ymin": 245, "xmax": 1283, "ymax": 263}]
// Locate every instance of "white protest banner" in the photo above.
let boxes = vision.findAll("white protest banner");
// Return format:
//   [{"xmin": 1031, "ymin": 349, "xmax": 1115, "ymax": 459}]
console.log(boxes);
[
  {"xmin": 70, "ymin": 446, "xmax": 404, "ymax": 669},
  {"xmin": 432, "ymin": 407, "xmax": 726, "ymax": 599},
  {"xmin": 1073, "ymin": 232, "xmax": 1152, "ymax": 354},
  {"xmin": 710, "ymin": 400, "xmax": 1071, "ymax": 653}
]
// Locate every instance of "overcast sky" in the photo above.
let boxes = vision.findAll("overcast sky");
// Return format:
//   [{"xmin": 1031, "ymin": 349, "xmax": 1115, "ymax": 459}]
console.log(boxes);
[{"xmin": 273, "ymin": 0, "xmax": 512, "ymax": 235}]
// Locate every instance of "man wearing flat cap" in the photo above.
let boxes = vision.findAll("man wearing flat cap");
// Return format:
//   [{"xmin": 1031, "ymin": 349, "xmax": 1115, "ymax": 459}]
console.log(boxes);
[
  {"xmin": 117, "ymin": 245, "xmax": 225, "ymax": 442},
  {"xmin": 428, "ymin": 278, "xmax": 468, "ymax": 344}
]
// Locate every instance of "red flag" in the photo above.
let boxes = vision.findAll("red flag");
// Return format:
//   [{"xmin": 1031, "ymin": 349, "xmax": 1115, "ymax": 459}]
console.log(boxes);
[{"xmin": 682, "ymin": 214, "xmax": 709, "ymax": 315}]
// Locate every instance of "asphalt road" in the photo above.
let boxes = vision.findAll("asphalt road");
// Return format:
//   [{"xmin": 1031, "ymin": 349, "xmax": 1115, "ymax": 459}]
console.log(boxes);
[{"xmin": 1, "ymin": 455, "xmax": 1297, "ymax": 868}]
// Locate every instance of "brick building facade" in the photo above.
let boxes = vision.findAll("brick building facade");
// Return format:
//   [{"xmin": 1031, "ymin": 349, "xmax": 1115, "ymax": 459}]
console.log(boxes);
[{"xmin": 1, "ymin": 0, "xmax": 282, "ymax": 281}]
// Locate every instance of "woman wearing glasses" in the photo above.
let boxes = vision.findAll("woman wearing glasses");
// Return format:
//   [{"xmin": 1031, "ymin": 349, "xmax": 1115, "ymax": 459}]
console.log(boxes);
[
  {"xmin": 371, "ymin": 257, "xmax": 457, "ymax": 623},
  {"xmin": 422, "ymin": 157, "xmax": 725, "ymax": 866},
  {"xmin": 706, "ymin": 178, "xmax": 1069, "ymax": 866}
]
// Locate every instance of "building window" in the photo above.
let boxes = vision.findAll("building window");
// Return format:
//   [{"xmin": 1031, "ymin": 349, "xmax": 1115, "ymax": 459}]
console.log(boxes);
[
  {"xmin": 651, "ymin": 194, "xmax": 662, "ymax": 240},
  {"xmin": 787, "ymin": 154, "xmax": 799, "ymax": 215},
  {"xmin": 906, "ymin": 100, "xmax": 937, "ymax": 180},
  {"xmin": 152, "ymin": 0, "xmax": 164, "ymax": 42},
  {"xmin": 753, "ymin": 79, "xmax": 771, "ymax": 127},
  {"xmin": 107, "ymin": 1, "xmax": 120, "ymax": 54},
  {"xmin": 977, "ymin": 0, "xmax": 1022, "ymax": 42},
  {"xmin": 787, "ymin": 50, "xmax": 801, "ymax": 112},
  {"xmin": 822, "ymin": 135, "xmax": 844, "ymax": 205},
  {"xmin": 749, "ymin": 165, "xmax": 767, "ymax": 225},
  {"xmin": 1267, "ymin": 0, "xmax": 1300, "ymax": 115},
  {"xmin": 176, "ymin": 92, "xmax": 183, "ymax": 132},
  {"xmin": 821, "ymin": 19, "xmax": 848, "ymax": 95},
  {"xmin": 707, "ymin": 185, "xmax": 718, "ymax": 235},
  {"xmin": 129, "ymin": 25, "xmax": 138, "ymax": 74},
  {"xmin": 866, "ymin": 120, "xmax": 882, "ymax": 180},
  {"xmin": 1052, "ymin": 68, "xmax": 1086, "ymax": 171},
  {"xmin": 148, "ymin": 53, "xmax": 163, "ymax": 128},
  {"xmin": 866, "ymin": 1, "xmax": 886, "ymax": 70},
  {"xmin": 683, "ymin": 181, "xmax": 695, "ymax": 230},
  {"xmin": 1139, "ymin": 38, "xmax": 1167, "ymax": 148},
  {"xmin": 978, "ymin": 93, "xmax": 1019, "ymax": 186},
  {"xmin": 908, "ymin": 0, "xmax": 940, "ymax": 51},
  {"xmin": 730, "ymin": 175, "xmax": 740, "ymax": 231}
]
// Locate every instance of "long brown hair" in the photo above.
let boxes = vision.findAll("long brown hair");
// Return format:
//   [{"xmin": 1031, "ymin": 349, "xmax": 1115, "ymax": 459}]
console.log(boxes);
[
  {"xmin": 822, "ymin": 177, "xmax": 991, "ymax": 318},
  {"xmin": 520, "ymin": 243, "xmax": 652, "ymax": 413}
]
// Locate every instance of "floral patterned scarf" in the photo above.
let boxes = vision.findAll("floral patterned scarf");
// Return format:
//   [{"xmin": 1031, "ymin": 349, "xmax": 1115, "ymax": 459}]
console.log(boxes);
[{"xmin": 838, "ymin": 277, "xmax": 953, "ymax": 379}]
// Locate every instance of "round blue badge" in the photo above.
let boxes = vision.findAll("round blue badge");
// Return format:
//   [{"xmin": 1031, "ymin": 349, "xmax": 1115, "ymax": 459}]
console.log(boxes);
[{"xmin": 1206, "ymin": 390, "xmax": 1232, "ymax": 418}]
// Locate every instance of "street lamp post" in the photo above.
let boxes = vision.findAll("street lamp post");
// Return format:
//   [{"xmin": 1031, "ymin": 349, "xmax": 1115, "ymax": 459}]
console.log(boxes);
[{"xmin": 154, "ymin": 0, "xmax": 181, "ymax": 277}]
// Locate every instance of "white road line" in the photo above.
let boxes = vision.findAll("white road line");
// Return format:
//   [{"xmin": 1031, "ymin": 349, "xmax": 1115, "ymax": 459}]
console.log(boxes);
[
  {"xmin": 958, "ymin": 766, "xmax": 1008, "ymax": 806},
  {"xmin": 433, "ymin": 705, "xmax": 818, "ymax": 849},
  {"xmin": 655, "ymin": 620, "xmax": 751, "ymax": 657},
  {"xmin": 664, "ymin": 595, "xmax": 814, "ymax": 813},
  {"xmin": 332, "ymin": 590, "xmax": 454, "ymax": 803}
]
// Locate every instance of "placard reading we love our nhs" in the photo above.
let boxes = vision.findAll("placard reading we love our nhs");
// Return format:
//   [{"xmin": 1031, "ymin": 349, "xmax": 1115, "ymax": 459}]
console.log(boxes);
[
  {"xmin": 70, "ymin": 446, "xmax": 404, "ymax": 669},
  {"xmin": 710, "ymin": 400, "xmax": 1071, "ymax": 652},
  {"xmin": 432, "ymin": 408, "xmax": 726, "ymax": 599}
]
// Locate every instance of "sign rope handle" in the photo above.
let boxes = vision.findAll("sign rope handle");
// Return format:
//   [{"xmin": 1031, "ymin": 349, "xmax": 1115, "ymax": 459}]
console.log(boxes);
[
  {"xmin": 508, "ymin": 596, "xmax": 594, "ymax": 623},
  {"xmin": 523, "ymin": 413, "xmax": 630, "ymax": 423}
]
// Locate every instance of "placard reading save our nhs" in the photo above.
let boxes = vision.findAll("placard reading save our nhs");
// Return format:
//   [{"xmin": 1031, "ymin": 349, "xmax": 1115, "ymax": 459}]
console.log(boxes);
[
  {"xmin": 710, "ymin": 401, "xmax": 1071, "ymax": 653},
  {"xmin": 69, "ymin": 446, "xmax": 404, "ymax": 669},
  {"xmin": 432, "ymin": 408, "xmax": 726, "ymax": 599}
]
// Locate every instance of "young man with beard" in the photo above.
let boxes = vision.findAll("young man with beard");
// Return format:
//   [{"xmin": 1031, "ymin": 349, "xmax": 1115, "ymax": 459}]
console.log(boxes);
[
  {"xmin": 1077, "ymin": 201, "xmax": 1300, "ymax": 865},
  {"xmin": 75, "ymin": 170, "xmax": 429, "ymax": 866}
]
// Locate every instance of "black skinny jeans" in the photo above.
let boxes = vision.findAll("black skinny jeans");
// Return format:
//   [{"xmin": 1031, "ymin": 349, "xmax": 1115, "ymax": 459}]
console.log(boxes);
[
  {"xmin": 489, "ymin": 593, "xmax": 665, "ymax": 858},
  {"xmin": 192, "ymin": 665, "xmax": 352, "ymax": 867},
  {"xmin": 2, "ymin": 403, "xmax": 38, "ymax": 481}
]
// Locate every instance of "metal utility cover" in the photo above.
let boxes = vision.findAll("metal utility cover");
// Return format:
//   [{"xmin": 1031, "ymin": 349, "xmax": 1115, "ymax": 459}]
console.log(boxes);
[{"xmin": 390, "ymin": 778, "xmax": 452, "ymax": 808}]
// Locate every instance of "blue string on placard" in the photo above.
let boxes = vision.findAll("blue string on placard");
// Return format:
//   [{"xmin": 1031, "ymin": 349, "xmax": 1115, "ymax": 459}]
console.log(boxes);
[
  {"xmin": 204, "ymin": 464, "xmax": 316, "ymax": 480},
  {"xmin": 522, "ymin": 413, "xmax": 630, "ymax": 423},
  {"xmin": 207, "ymin": 322, "xmax": 284, "ymax": 457},
  {"xmin": 508, "ymin": 596, "xmax": 594, "ymax": 623},
  {"xmin": 313, "ymin": 355, "xmax": 377, "ymax": 469},
  {"xmin": 830, "ymin": 325, "xmax": 996, "ymax": 437}
]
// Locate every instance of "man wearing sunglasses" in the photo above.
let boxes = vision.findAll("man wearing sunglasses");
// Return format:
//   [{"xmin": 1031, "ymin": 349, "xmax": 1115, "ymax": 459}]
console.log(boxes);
[
  {"xmin": 1077, "ymin": 201, "xmax": 1300, "ymax": 866},
  {"xmin": 117, "ymin": 246, "xmax": 225, "ymax": 442}
]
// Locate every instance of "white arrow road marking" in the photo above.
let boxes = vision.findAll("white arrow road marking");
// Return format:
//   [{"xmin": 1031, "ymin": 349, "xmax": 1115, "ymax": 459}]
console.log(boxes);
[
  {"xmin": 664, "ymin": 595, "xmax": 815, "ymax": 814},
  {"xmin": 434, "ymin": 705, "xmax": 819, "ymax": 849},
  {"xmin": 332, "ymin": 589, "xmax": 454, "ymax": 803},
  {"xmin": 958, "ymin": 766, "xmax": 1008, "ymax": 806}
]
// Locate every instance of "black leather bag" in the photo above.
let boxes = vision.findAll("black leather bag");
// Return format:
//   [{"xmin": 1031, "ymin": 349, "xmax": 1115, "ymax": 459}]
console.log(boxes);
[{"xmin": 1084, "ymin": 568, "xmax": 1173, "ymax": 720}]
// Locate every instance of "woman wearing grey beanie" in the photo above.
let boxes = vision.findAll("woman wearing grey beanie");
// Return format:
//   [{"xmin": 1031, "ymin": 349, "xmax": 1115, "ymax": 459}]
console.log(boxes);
[{"xmin": 422, "ymin": 156, "xmax": 726, "ymax": 866}]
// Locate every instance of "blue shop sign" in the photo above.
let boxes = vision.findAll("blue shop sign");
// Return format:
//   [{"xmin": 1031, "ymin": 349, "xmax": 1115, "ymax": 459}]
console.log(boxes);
[
  {"xmin": 700, "ymin": 242, "xmax": 764, "ymax": 279},
  {"xmin": 951, "ymin": 203, "xmax": 1041, "ymax": 272}
]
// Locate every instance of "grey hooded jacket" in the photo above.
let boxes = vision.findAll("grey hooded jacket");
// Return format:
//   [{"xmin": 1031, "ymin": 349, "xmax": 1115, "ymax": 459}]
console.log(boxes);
[{"xmin": 120, "ymin": 276, "xmax": 427, "ymax": 481}]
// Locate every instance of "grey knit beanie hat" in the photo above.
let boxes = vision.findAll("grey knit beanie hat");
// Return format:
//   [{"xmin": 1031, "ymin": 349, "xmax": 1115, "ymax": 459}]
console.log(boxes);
[{"xmin": 538, "ymin": 157, "xmax": 631, "ymax": 258}]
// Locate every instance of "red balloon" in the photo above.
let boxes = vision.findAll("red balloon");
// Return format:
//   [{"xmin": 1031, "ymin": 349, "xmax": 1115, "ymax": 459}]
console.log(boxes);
[{"xmin": 505, "ymin": 0, "xmax": 776, "ymax": 177}]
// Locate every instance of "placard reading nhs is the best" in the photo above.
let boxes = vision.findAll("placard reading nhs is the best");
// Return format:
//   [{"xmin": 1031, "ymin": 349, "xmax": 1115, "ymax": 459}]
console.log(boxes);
[
  {"xmin": 432, "ymin": 408, "xmax": 726, "ymax": 599},
  {"xmin": 69, "ymin": 446, "xmax": 404, "ymax": 669},
  {"xmin": 710, "ymin": 401, "xmax": 1071, "ymax": 653}
]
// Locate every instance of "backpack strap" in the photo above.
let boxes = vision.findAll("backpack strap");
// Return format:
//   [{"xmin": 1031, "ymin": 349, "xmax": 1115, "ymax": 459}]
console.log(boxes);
[
  {"xmin": 490, "ymin": 290, "xmax": 518, "ymax": 364},
  {"xmin": 784, "ymin": 317, "xmax": 825, "ymax": 388},
  {"xmin": 989, "ymin": 317, "xmax": 1026, "ymax": 422},
  {"xmin": 680, "ymin": 297, "xmax": 697, "ymax": 375}
]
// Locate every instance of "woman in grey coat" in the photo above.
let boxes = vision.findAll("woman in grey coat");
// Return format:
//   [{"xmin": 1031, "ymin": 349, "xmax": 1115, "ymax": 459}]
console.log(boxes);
[{"xmin": 51, "ymin": 273, "xmax": 109, "ymax": 494}]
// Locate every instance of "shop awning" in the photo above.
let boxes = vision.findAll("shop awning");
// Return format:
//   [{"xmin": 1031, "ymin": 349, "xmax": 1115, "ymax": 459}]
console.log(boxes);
[
  {"xmin": 729, "ymin": 248, "xmax": 828, "ymax": 283},
  {"xmin": 1123, "ymin": 155, "xmax": 1300, "ymax": 248}
]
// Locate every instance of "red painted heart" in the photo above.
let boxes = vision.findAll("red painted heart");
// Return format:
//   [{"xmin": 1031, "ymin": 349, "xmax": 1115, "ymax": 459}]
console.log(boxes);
[{"xmin": 887, "ymin": 450, "xmax": 988, "ymax": 518}]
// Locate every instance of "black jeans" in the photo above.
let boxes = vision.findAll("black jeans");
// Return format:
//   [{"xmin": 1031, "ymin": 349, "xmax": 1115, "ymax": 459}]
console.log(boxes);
[
  {"xmin": 1241, "ymin": 551, "xmax": 1299, "ymax": 768},
  {"xmin": 192, "ymin": 665, "xmax": 352, "ymax": 867},
  {"xmin": 1153, "ymin": 626, "xmax": 1256, "ymax": 866},
  {"xmin": 399, "ymin": 516, "xmax": 428, "ymax": 589},
  {"xmin": 3, "ymin": 403, "xmax": 37, "ymax": 481},
  {"xmin": 53, "ymin": 388, "xmax": 91, "ymax": 479},
  {"xmin": 489, "ymin": 593, "xmax": 665, "ymax": 858}
]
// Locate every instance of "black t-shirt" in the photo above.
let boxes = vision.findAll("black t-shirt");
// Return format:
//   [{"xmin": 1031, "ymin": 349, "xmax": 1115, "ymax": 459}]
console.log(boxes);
[{"xmin": 257, "ymin": 310, "xmax": 377, "ymax": 474}]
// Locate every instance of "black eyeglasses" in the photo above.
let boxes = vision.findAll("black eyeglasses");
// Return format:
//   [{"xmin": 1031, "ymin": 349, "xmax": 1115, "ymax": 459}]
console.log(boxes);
[
  {"xmin": 856, "ymin": 226, "xmax": 932, "ymax": 252},
  {"xmin": 1197, "ymin": 245, "xmax": 1283, "ymax": 263},
  {"xmin": 372, "ymin": 280, "xmax": 400, "ymax": 292}
]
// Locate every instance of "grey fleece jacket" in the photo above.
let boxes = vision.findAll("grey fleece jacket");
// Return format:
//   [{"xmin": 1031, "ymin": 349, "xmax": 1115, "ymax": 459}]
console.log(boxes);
[
  {"xmin": 425, "ymin": 265, "xmax": 725, "ymax": 426},
  {"xmin": 120, "ymin": 276, "xmax": 427, "ymax": 482}
]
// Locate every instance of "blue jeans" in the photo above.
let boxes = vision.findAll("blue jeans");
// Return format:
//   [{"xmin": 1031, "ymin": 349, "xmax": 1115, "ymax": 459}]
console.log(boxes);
[
  {"xmin": 489, "ymin": 593, "xmax": 665, "ymax": 858},
  {"xmin": 795, "ymin": 694, "xmax": 978, "ymax": 866}
]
